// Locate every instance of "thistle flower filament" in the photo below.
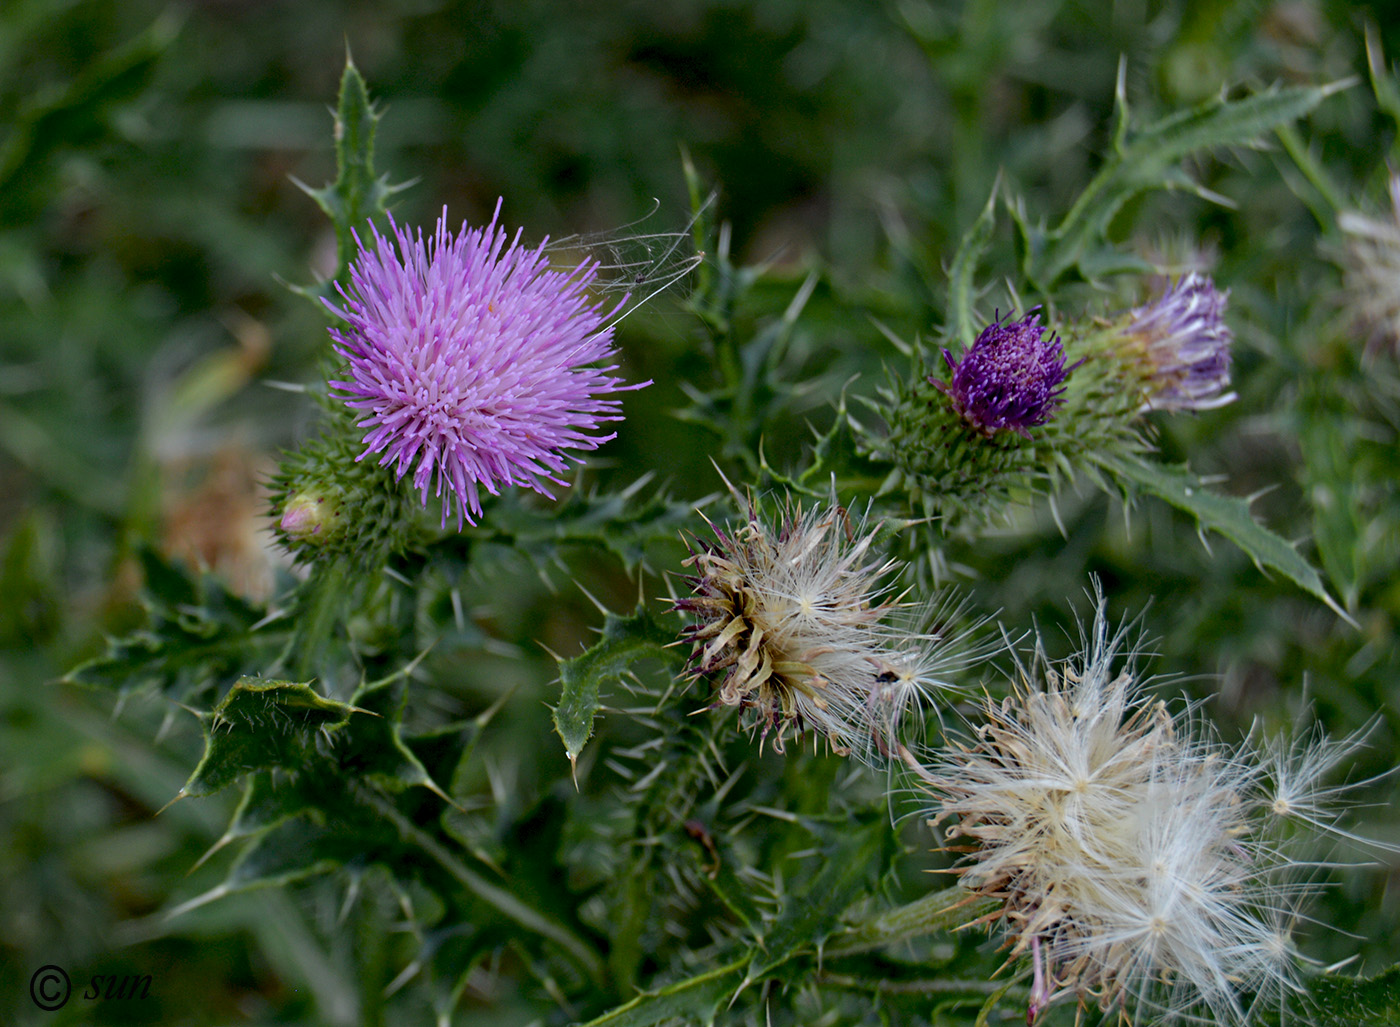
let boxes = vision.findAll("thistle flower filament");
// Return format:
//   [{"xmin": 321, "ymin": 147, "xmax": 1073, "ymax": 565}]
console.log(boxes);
[
  {"xmin": 1120, "ymin": 272, "xmax": 1235, "ymax": 411},
  {"xmin": 328, "ymin": 203, "xmax": 646, "ymax": 529}
]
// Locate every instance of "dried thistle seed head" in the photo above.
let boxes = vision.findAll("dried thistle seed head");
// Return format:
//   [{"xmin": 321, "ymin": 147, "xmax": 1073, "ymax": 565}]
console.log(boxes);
[
  {"xmin": 675, "ymin": 496, "xmax": 955, "ymax": 760},
  {"xmin": 1339, "ymin": 173, "xmax": 1400, "ymax": 353},
  {"xmin": 910, "ymin": 597, "xmax": 1379, "ymax": 1027}
]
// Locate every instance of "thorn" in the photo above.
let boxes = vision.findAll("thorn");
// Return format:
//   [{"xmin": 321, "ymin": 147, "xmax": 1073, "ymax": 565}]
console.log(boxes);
[
  {"xmin": 575, "ymin": 582, "xmax": 610, "ymax": 617},
  {"xmin": 155, "ymin": 789, "xmax": 188, "ymax": 816}
]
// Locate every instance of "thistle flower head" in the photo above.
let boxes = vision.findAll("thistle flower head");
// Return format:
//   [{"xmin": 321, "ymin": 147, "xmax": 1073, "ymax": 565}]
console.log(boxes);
[
  {"xmin": 1338, "ymin": 173, "xmax": 1400, "ymax": 353},
  {"xmin": 674, "ymin": 493, "xmax": 966, "ymax": 760},
  {"xmin": 933, "ymin": 311, "xmax": 1074, "ymax": 438},
  {"xmin": 1120, "ymin": 272, "xmax": 1235, "ymax": 411},
  {"xmin": 328, "ymin": 202, "xmax": 645, "ymax": 529},
  {"xmin": 910, "ymin": 597, "xmax": 1377, "ymax": 1026}
]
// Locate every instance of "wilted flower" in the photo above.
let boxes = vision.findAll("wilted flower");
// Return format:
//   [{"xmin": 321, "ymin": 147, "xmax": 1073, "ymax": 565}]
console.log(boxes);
[
  {"xmin": 907, "ymin": 598, "xmax": 1376, "ymax": 1026},
  {"xmin": 675, "ymin": 493, "xmax": 965, "ymax": 760},
  {"xmin": 328, "ymin": 203, "xmax": 645, "ymax": 529},
  {"xmin": 933, "ymin": 311, "xmax": 1075, "ymax": 439},
  {"xmin": 1339, "ymin": 174, "xmax": 1400, "ymax": 352},
  {"xmin": 1119, "ymin": 272, "xmax": 1234, "ymax": 411}
]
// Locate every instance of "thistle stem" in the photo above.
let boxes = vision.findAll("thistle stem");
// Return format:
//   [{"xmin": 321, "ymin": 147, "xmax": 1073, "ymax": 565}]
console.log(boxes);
[{"xmin": 823, "ymin": 885, "xmax": 994, "ymax": 958}]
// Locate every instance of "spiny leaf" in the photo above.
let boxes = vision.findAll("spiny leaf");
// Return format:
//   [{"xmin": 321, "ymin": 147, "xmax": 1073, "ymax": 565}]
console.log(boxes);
[
  {"xmin": 1305, "ymin": 965, "xmax": 1400, "ymax": 1026},
  {"xmin": 572, "ymin": 959, "xmax": 746, "ymax": 1027},
  {"xmin": 1091, "ymin": 450, "xmax": 1351, "ymax": 621},
  {"xmin": 1030, "ymin": 81, "xmax": 1343, "ymax": 287},
  {"xmin": 551, "ymin": 603, "xmax": 686, "ymax": 764},
  {"xmin": 746, "ymin": 815, "xmax": 892, "ymax": 979},
  {"xmin": 63, "ymin": 547, "xmax": 287, "ymax": 703},
  {"xmin": 180, "ymin": 676, "xmax": 369, "ymax": 797},
  {"xmin": 293, "ymin": 52, "xmax": 411, "ymax": 299}
]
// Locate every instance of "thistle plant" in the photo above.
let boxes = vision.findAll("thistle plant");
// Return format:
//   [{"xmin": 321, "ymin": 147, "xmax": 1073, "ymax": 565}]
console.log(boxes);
[
  {"xmin": 934, "ymin": 310, "xmax": 1077, "ymax": 438},
  {"xmin": 1111, "ymin": 272, "xmax": 1236, "ymax": 412},
  {"xmin": 34, "ymin": 26, "xmax": 1400, "ymax": 1027},
  {"xmin": 329, "ymin": 204, "xmax": 644, "ymax": 529}
]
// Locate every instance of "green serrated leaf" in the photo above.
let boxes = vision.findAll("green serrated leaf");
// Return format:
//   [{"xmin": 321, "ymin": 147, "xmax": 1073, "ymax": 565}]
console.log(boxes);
[
  {"xmin": 181, "ymin": 676, "xmax": 368, "ymax": 797},
  {"xmin": 947, "ymin": 174, "xmax": 1000, "ymax": 349},
  {"xmin": 573, "ymin": 959, "xmax": 746, "ymax": 1027},
  {"xmin": 551, "ymin": 603, "xmax": 687, "ymax": 763},
  {"xmin": 1307, "ymin": 965, "xmax": 1400, "ymax": 1026},
  {"xmin": 1033, "ymin": 82, "xmax": 1342, "ymax": 287},
  {"xmin": 64, "ymin": 547, "xmax": 288, "ymax": 702},
  {"xmin": 1092, "ymin": 451, "xmax": 1350, "ymax": 621}
]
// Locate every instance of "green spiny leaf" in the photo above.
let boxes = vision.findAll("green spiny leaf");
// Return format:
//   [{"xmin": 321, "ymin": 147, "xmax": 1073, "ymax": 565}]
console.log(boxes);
[
  {"xmin": 180, "ymin": 676, "xmax": 369, "ymax": 797},
  {"xmin": 293, "ymin": 52, "xmax": 411, "ymax": 299},
  {"xmin": 1306, "ymin": 965, "xmax": 1400, "ymax": 1026},
  {"xmin": 63, "ymin": 547, "xmax": 288, "ymax": 703},
  {"xmin": 746, "ymin": 815, "xmax": 892, "ymax": 979},
  {"xmin": 551, "ymin": 602, "xmax": 686, "ymax": 764},
  {"xmin": 1091, "ymin": 450, "xmax": 1351, "ymax": 621},
  {"xmin": 572, "ymin": 959, "xmax": 746, "ymax": 1027},
  {"xmin": 1031, "ymin": 81, "xmax": 1344, "ymax": 287}
]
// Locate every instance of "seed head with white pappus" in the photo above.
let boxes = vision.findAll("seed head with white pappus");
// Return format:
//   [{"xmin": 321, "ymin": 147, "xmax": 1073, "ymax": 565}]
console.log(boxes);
[
  {"xmin": 674, "ymin": 494, "xmax": 965, "ymax": 761},
  {"xmin": 328, "ymin": 203, "xmax": 646, "ymax": 529},
  {"xmin": 910, "ymin": 598, "xmax": 1377, "ymax": 1026},
  {"xmin": 1339, "ymin": 173, "xmax": 1400, "ymax": 353}
]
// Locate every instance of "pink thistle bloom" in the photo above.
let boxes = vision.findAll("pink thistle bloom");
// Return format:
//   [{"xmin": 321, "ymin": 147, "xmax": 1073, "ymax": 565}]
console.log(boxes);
[{"xmin": 327, "ymin": 202, "xmax": 647, "ymax": 528}]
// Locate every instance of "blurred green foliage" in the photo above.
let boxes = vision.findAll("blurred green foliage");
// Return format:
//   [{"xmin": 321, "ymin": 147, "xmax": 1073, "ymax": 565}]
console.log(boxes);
[{"xmin": 4, "ymin": 0, "xmax": 1400, "ymax": 1024}]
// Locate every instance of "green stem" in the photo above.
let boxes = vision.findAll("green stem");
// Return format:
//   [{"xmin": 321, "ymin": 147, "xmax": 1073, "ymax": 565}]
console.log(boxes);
[
  {"xmin": 824, "ymin": 886, "xmax": 995, "ymax": 958},
  {"xmin": 292, "ymin": 557, "xmax": 351, "ymax": 682},
  {"xmin": 574, "ymin": 958, "xmax": 747, "ymax": 1027},
  {"xmin": 1276, "ymin": 123, "xmax": 1348, "ymax": 226},
  {"xmin": 361, "ymin": 788, "xmax": 606, "ymax": 985}
]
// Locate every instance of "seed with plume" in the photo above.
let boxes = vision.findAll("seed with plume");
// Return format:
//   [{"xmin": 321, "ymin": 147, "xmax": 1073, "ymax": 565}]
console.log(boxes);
[
  {"xmin": 907, "ymin": 597, "xmax": 1378, "ymax": 1026},
  {"xmin": 328, "ymin": 202, "xmax": 646, "ymax": 529}
]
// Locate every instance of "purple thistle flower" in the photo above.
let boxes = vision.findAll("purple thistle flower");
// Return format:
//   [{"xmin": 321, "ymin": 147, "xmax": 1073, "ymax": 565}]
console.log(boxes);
[
  {"xmin": 933, "ymin": 311, "xmax": 1074, "ymax": 438},
  {"xmin": 327, "ymin": 202, "xmax": 646, "ymax": 529},
  {"xmin": 1122, "ymin": 272, "xmax": 1234, "ymax": 412}
]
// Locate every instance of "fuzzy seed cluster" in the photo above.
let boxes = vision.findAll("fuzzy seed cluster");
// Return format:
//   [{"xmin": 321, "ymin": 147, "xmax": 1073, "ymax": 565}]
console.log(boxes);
[
  {"xmin": 675, "ymin": 498, "xmax": 951, "ymax": 761},
  {"xmin": 915, "ymin": 607, "xmax": 1366, "ymax": 1026}
]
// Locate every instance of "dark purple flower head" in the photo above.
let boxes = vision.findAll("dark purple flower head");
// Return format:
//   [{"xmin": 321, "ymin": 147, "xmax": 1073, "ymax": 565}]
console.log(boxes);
[
  {"xmin": 932, "ymin": 311, "xmax": 1074, "ymax": 438},
  {"xmin": 327, "ymin": 202, "xmax": 646, "ymax": 529},
  {"xmin": 1123, "ymin": 273, "xmax": 1234, "ymax": 412}
]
